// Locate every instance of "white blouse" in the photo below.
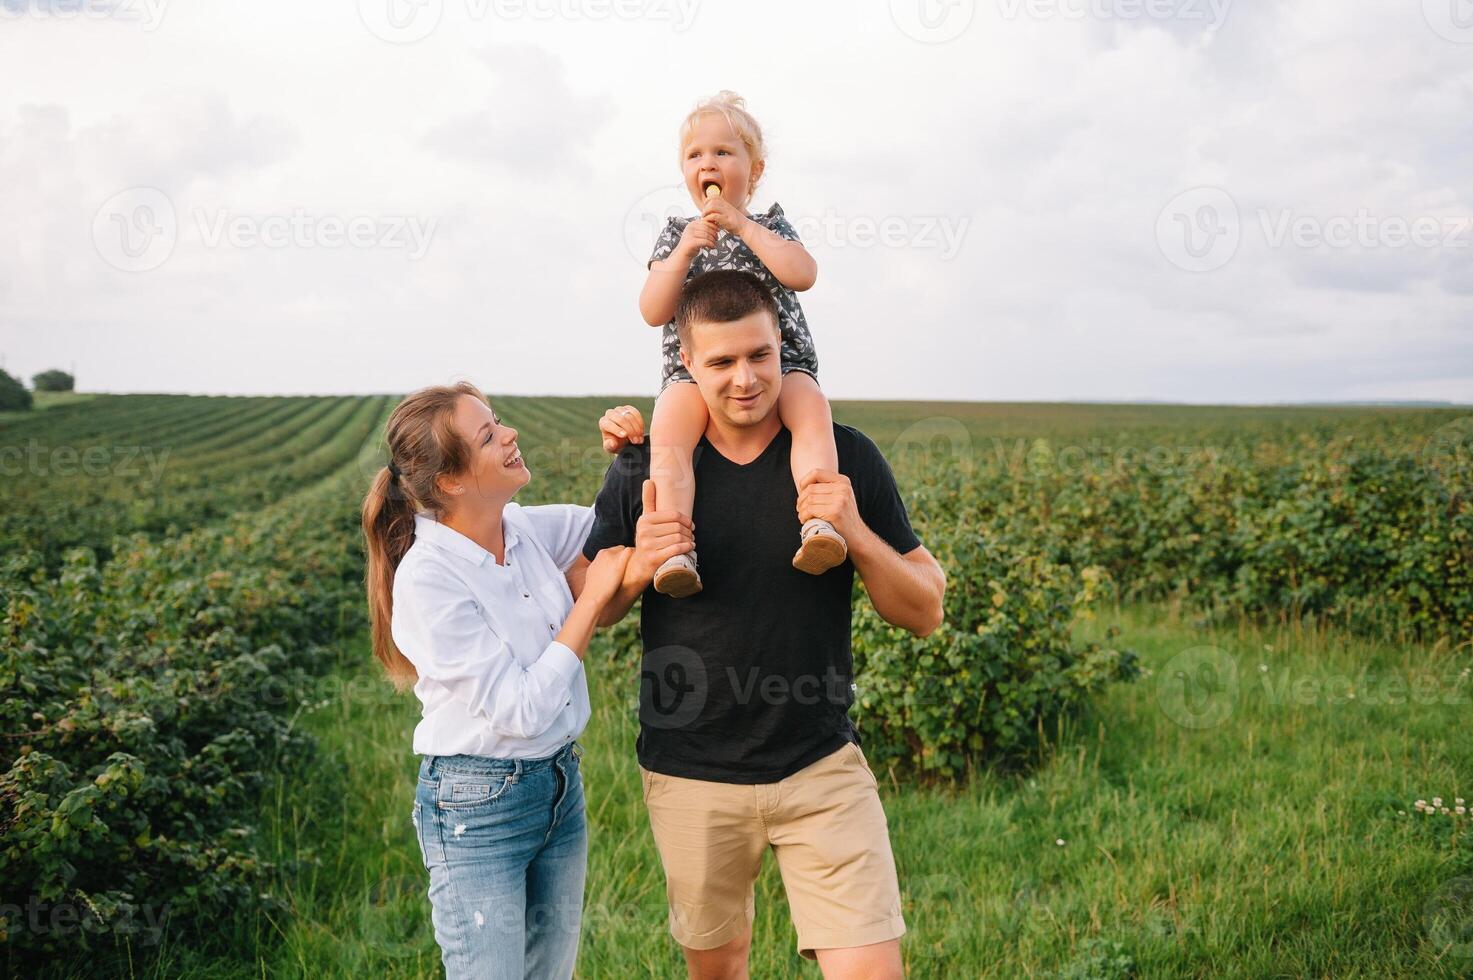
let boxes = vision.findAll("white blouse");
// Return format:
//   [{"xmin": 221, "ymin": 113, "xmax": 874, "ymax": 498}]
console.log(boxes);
[{"xmin": 390, "ymin": 502, "xmax": 596, "ymax": 759}]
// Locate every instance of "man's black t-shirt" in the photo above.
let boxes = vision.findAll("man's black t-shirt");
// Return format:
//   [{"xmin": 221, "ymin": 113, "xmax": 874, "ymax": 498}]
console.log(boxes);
[{"xmin": 581, "ymin": 422, "xmax": 921, "ymax": 784}]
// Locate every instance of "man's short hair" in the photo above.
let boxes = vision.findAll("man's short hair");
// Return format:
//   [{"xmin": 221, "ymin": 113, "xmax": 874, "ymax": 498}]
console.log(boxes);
[{"xmin": 675, "ymin": 270, "xmax": 780, "ymax": 352}]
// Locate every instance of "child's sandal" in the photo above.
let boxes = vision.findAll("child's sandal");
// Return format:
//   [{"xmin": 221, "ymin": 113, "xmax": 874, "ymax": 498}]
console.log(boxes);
[
  {"xmin": 792, "ymin": 519, "xmax": 848, "ymax": 575},
  {"xmin": 654, "ymin": 550, "xmax": 702, "ymax": 598}
]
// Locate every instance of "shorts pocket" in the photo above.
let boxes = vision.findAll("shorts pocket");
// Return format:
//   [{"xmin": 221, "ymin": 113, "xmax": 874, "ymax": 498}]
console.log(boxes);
[
  {"xmin": 845, "ymin": 742, "xmax": 879, "ymax": 791},
  {"xmin": 640, "ymin": 767, "xmax": 666, "ymax": 805},
  {"xmin": 436, "ymin": 772, "xmax": 516, "ymax": 809}
]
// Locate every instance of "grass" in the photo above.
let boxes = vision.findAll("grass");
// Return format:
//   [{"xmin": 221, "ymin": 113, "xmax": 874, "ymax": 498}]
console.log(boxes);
[{"xmin": 108, "ymin": 601, "xmax": 1473, "ymax": 979}]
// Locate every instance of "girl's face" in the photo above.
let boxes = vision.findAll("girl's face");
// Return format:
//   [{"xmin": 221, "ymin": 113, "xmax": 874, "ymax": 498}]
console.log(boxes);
[
  {"xmin": 681, "ymin": 112, "xmax": 764, "ymax": 211},
  {"xmin": 440, "ymin": 394, "xmax": 529, "ymax": 507}
]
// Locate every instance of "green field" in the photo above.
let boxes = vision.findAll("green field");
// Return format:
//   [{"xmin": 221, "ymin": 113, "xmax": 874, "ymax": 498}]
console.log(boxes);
[{"xmin": 2, "ymin": 394, "xmax": 1470, "ymax": 978}]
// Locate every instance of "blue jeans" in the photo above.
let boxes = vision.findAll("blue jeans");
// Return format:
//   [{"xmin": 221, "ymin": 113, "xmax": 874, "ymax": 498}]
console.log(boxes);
[{"xmin": 413, "ymin": 742, "xmax": 587, "ymax": 980}]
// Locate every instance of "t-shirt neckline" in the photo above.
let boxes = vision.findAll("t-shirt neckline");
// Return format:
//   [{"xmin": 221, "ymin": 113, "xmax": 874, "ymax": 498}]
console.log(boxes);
[{"xmin": 697, "ymin": 425, "xmax": 791, "ymax": 470}]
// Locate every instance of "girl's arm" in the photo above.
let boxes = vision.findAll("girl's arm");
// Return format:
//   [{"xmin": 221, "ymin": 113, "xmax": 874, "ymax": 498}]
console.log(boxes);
[
  {"xmin": 701, "ymin": 196, "xmax": 817, "ymax": 291},
  {"xmin": 735, "ymin": 216, "xmax": 817, "ymax": 292},
  {"xmin": 640, "ymin": 256, "xmax": 692, "ymax": 326},
  {"xmin": 640, "ymin": 219, "xmax": 716, "ymax": 325}
]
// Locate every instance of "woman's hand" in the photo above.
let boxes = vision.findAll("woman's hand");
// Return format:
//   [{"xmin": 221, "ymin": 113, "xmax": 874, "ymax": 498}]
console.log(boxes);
[
  {"xmin": 599, "ymin": 405, "xmax": 646, "ymax": 453},
  {"xmin": 584, "ymin": 546, "xmax": 634, "ymax": 606}
]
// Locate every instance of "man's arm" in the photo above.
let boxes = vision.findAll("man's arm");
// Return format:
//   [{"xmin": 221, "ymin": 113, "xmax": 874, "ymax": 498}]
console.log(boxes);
[
  {"xmin": 597, "ymin": 479, "xmax": 693, "ymax": 625},
  {"xmin": 584, "ymin": 407, "xmax": 694, "ymax": 627},
  {"xmin": 849, "ymin": 533, "xmax": 946, "ymax": 637},
  {"xmin": 797, "ymin": 468, "xmax": 945, "ymax": 637}
]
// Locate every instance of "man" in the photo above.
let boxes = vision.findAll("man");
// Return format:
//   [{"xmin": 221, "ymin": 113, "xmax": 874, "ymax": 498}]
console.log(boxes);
[{"xmin": 585, "ymin": 269, "xmax": 946, "ymax": 980}]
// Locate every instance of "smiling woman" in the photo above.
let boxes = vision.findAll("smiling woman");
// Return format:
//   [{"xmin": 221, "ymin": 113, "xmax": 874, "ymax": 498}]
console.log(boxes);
[{"xmin": 358, "ymin": 380, "xmax": 632, "ymax": 979}]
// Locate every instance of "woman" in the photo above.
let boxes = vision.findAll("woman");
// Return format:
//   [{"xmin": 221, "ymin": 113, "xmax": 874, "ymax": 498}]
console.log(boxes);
[{"xmin": 360, "ymin": 381, "xmax": 632, "ymax": 979}]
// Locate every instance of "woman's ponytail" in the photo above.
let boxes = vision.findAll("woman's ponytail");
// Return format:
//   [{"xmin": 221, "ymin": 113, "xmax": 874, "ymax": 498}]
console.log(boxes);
[
  {"xmin": 362, "ymin": 464, "xmax": 419, "ymax": 687},
  {"xmin": 360, "ymin": 380, "xmax": 485, "ymax": 689}
]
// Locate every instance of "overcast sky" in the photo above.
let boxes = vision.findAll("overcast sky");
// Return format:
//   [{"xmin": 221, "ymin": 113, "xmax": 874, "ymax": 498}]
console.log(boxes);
[{"xmin": 1, "ymin": 0, "xmax": 1470, "ymax": 403}]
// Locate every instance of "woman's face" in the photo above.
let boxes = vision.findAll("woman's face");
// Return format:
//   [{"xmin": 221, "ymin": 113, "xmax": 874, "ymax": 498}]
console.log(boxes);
[
  {"xmin": 442, "ymin": 393, "xmax": 528, "ymax": 504},
  {"xmin": 682, "ymin": 112, "xmax": 762, "ymax": 210}
]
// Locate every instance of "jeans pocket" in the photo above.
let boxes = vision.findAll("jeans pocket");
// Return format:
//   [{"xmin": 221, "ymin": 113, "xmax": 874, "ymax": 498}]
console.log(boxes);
[
  {"xmin": 411, "ymin": 800, "xmax": 431, "ymax": 868},
  {"xmin": 436, "ymin": 772, "xmax": 516, "ymax": 810}
]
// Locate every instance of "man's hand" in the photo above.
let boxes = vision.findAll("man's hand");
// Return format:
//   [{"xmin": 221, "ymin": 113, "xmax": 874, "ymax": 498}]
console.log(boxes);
[
  {"xmin": 599, "ymin": 405, "xmax": 646, "ymax": 454},
  {"xmin": 796, "ymin": 468, "xmax": 862, "ymax": 541},
  {"xmin": 628, "ymin": 479, "xmax": 693, "ymax": 588}
]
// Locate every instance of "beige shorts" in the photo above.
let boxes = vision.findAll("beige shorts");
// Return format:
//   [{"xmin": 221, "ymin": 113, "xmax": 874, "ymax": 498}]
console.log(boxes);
[{"xmin": 639, "ymin": 741, "xmax": 906, "ymax": 959}]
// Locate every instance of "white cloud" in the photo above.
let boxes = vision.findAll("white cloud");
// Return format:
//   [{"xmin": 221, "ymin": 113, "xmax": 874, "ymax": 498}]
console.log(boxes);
[
  {"xmin": 0, "ymin": 0, "xmax": 1468, "ymax": 404},
  {"xmin": 423, "ymin": 44, "xmax": 612, "ymax": 176}
]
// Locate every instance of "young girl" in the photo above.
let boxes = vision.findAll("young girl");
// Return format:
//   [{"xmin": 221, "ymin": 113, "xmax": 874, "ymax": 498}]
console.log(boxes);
[{"xmin": 638, "ymin": 91, "xmax": 845, "ymax": 598}]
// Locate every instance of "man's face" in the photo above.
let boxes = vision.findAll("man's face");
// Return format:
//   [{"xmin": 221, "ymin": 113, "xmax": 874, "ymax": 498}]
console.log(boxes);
[{"xmin": 679, "ymin": 311, "xmax": 783, "ymax": 428}]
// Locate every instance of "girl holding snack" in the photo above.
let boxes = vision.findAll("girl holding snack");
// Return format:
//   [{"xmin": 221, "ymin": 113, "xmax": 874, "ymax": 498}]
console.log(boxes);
[{"xmin": 638, "ymin": 90, "xmax": 844, "ymax": 597}]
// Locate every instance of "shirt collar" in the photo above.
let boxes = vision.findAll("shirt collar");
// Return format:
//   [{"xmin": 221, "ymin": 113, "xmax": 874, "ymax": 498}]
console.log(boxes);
[{"xmin": 413, "ymin": 511, "xmax": 520, "ymax": 567}]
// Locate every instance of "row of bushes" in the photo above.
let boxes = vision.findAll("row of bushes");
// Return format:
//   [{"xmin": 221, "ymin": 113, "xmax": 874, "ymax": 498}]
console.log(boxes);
[
  {"xmin": 848, "ymin": 418, "xmax": 1469, "ymax": 778},
  {"xmin": 1, "ymin": 423, "xmax": 383, "ymax": 965},
  {"xmin": 0, "ymin": 396, "xmax": 389, "ymax": 567},
  {"xmin": 0, "ymin": 369, "xmax": 73, "ymax": 411}
]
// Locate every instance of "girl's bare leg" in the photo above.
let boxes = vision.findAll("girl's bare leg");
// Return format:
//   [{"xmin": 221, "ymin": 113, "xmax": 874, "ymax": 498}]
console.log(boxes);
[
  {"xmin": 777, "ymin": 371, "xmax": 848, "ymax": 573},
  {"xmin": 649, "ymin": 380, "xmax": 707, "ymax": 595}
]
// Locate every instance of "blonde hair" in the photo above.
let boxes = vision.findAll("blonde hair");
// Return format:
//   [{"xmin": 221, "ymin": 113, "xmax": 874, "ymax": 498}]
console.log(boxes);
[
  {"xmin": 678, "ymin": 90, "xmax": 767, "ymax": 199},
  {"xmin": 361, "ymin": 380, "xmax": 487, "ymax": 689}
]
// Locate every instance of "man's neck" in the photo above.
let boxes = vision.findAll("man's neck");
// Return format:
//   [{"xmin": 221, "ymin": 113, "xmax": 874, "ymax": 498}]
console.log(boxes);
[{"xmin": 703, "ymin": 409, "xmax": 784, "ymax": 466}]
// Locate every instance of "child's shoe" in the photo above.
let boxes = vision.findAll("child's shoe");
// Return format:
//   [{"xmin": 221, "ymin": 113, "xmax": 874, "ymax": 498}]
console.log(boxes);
[
  {"xmin": 654, "ymin": 550, "xmax": 702, "ymax": 597},
  {"xmin": 792, "ymin": 519, "xmax": 847, "ymax": 574}
]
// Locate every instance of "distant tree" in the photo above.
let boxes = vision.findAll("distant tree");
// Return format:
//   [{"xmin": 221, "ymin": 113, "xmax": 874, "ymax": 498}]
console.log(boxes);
[
  {"xmin": 0, "ymin": 368, "xmax": 32, "ymax": 411},
  {"xmin": 32, "ymin": 369, "xmax": 75, "ymax": 392}
]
